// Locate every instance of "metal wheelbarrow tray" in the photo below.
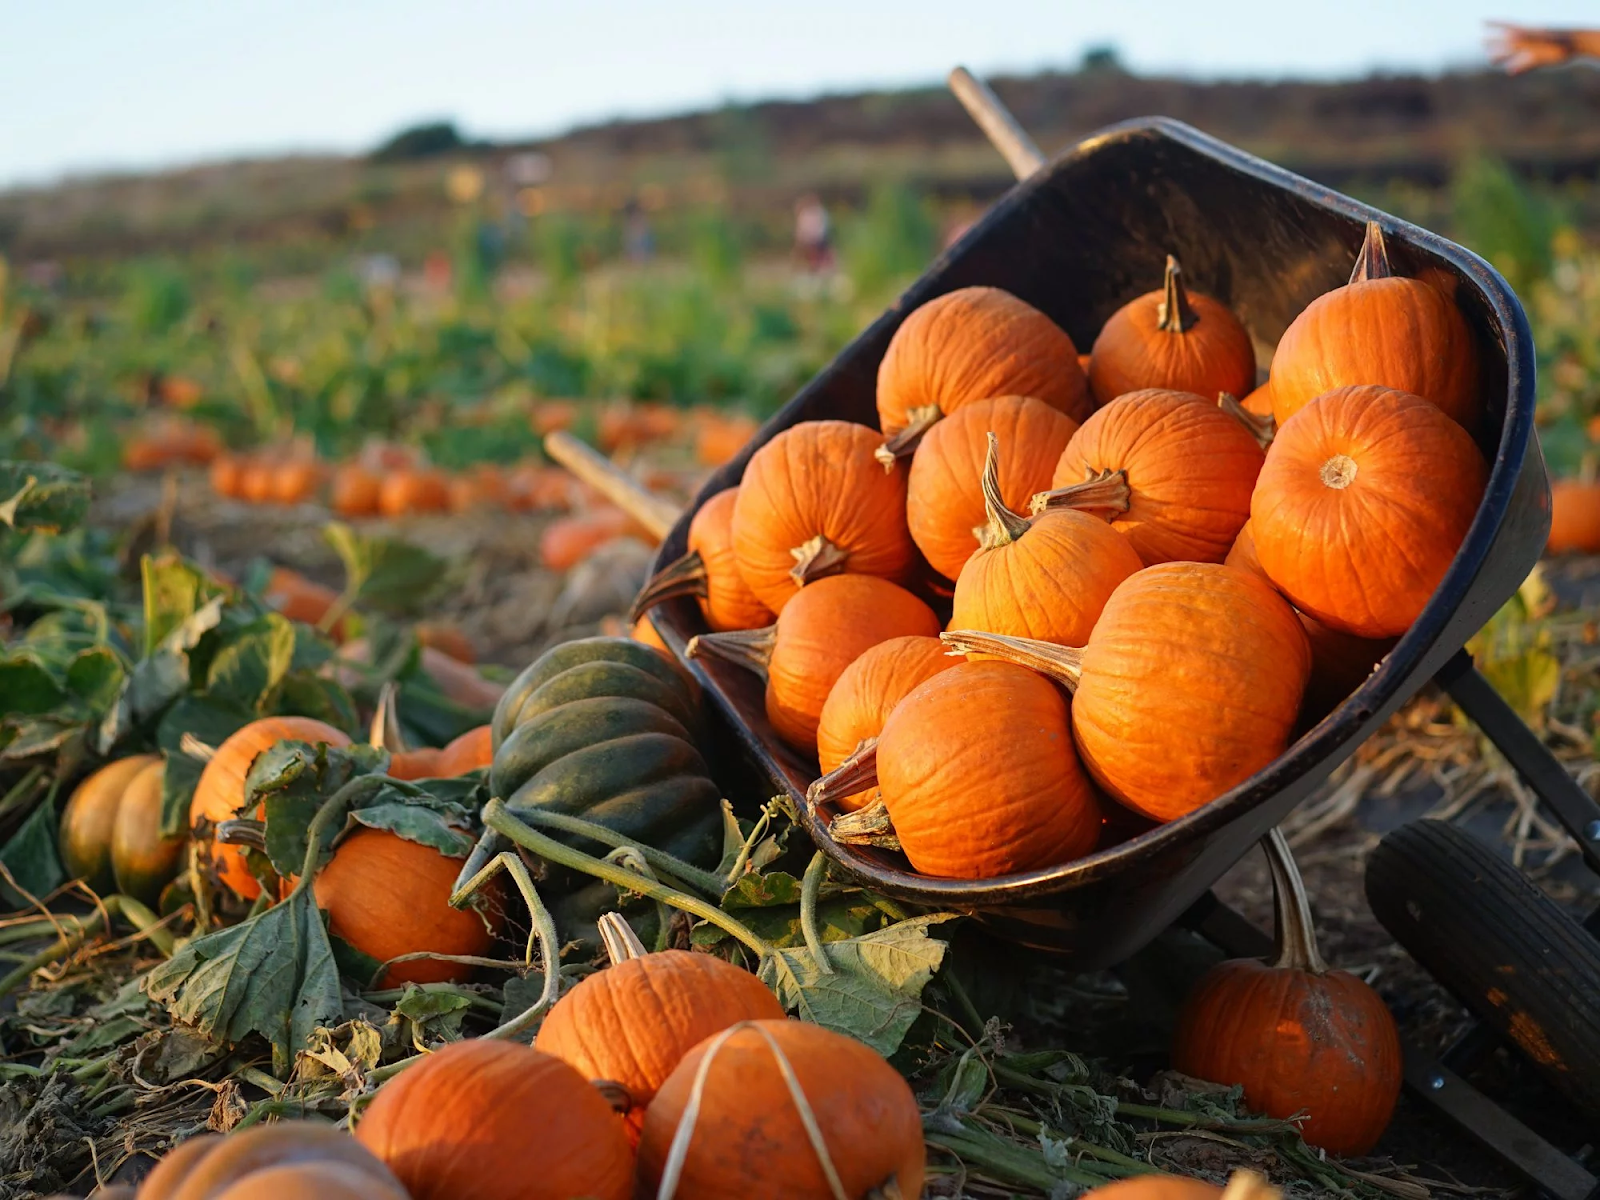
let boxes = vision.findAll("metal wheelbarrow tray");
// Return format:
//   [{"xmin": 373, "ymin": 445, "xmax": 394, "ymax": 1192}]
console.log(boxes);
[{"xmin": 647, "ymin": 116, "xmax": 1548, "ymax": 969}]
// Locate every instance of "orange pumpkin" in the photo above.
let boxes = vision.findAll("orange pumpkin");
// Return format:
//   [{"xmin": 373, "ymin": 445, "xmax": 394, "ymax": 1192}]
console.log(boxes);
[
  {"xmin": 695, "ymin": 410, "xmax": 760, "ymax": 467},
  {"xmin": 540, "ymin": 506, "xmax": 644, "ymax": 570},
  {"xmin": 905, "ymin": 395, "xmax": 1078, "ymax": 582},
  {"xmin": 139, "ymin": 1124, "xmax": 407, "ymax": 1200},
  {"xmin": 190, "ymin": 716, "xmax": 352, "ymax": 899},
  {"xmin": 951, "ymin": 432, "xmax": 1143, "ymax": 647},
  {"xmin": 730, "ymin": 420, "xmax": 916, "ymax": 613},
  {"xmin": 1088, "ymin": 255, "xmax": 1255, "ymax": 408},
  {"xmin": 332, "ymin": 463, "xmax": 384, "ymax": 517},
  {"xmin": 1035, "ymin": 388, "xmax": 1263, "ymax": 566},
  {"xmin": 688, "ymin": 574, "xmax": 940, "ymax": 752},
  {"xmin": 944, "ymin": 563, "xmax": 1309, "ymax": 823},
  {"xmin": 1174, "ymin": 830, "xmax": 1402, "ymax": 1156},
  {"xmin": 378, "ymin": 468, "xmax": 450, "ymax": 517},
  {"xmin": 638, "ymin": 1020, "xmax": 923, "ymax": 1200},
  {"xmin": 415, "ymin": 621, "xmax": 475, "ymax": 664},
  {"xmin": 815, "ymin": 635, "xmax": 958, "ymax": 812},
  {"xmin": 356, "ymin": 1039, "xmax": 634, "ymax": 1200},
  {"xmin": 1251, "ymin": 385, "xmax": 1487, "ymax": 639},
  {"xmin": 875, "ymin": 286, "xmax": 1090, "ymax": 461},
  {"xmin": 239, "ymin": 459, "xmax": 276, "ymax": 504},
  {"xmin": 632, "ymin": 489, "xmax": 772, "ymax": 632},
  {"xmin": 263, "ymin": 566, "xmax": 347, "ymax": 640},
  {"xmin": 1240, "ymin": 380, "xmax": 1274, "ymax": 419},
  {"xmin": 436, "ymin": 724, "xmax": 493, "ymax": 775},
  {"xmin": 1547, "ymin": 480, "xmax": 1600, "ymax": 555},
  {"xmin": 1269, "ymin": 221, "xmax": 1480, "ymax": 431},
  {"xmin": 446, "ymin": 464, "xmax": 508, "ymax": 513},
  {"xmin": 271, "ymin": 459, "xmax": 321, "ymax": 505},
  {"xmin": 385, "ymin": 746, "xmax": 444, "ymax": 780},
  {"xmin": 210, "ymin": 454, "xmax": 244, "ymax": 499},
  {"xmin": 536, "ymin": 915, "xmax": 785, "ymax": 1136},
  {"xmin": 1082, "ymin": 1171, "xmax": 1280, "ymax": 1200},
  {"xmin": 630, "ymin": 614, "xmax": 672, "ymax": 654}
]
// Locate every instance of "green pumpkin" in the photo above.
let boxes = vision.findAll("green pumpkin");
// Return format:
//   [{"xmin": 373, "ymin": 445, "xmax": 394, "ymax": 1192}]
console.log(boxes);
[{"xmin": 490, "ymin": 638, "xmax": 720, "ymax": 868}]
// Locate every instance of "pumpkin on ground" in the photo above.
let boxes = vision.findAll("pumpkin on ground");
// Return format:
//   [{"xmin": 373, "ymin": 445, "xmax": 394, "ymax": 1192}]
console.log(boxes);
[
  {"xmin": 536, "ymin": 914, "xmax": 785, "ymax": 1136},
  {"xmin": 1087, "ymin": 254, "xmax": 1256, "ymax": 407},
  {"xmin": 943, "ymin": 563, "xmax": 1310, "ymax": 823},
  {"xmin": 331, "ymin": 463, "xmax": 383, "ymax": 518},
  {"xmin": 61, "ymin": 754, "xmax": 185, "ymax": 904},
  {"xmin": 540, "ymin": 507, "xmax": 644, "ymax": 571},
  {"xmin": 263, "ymin": 567, "xmax": 347, "ymax": 640},
  {"xmin": 210, "ymin": 454, "xmax": 244, "ymax": 499},
  {"xmin": 905, "ymin": 395, "xmax": 1078, "ymax": 582},
  {"xmin": 190, "ymin": 716, "xmax": 352, "ymax": 900},
  {"xmin": 1034, "ymin": 389, "xmax": 1264, "ymax": 566},
  {"xmin": 1174, "ymin": 830, "xmax": 1402, "ymax": 1156},
  {"xmin": 355, "ymin": 1039, "xmax": 633, "ymax": 1200},
  {"xmin": 637, "ymin": 1019, "xmax": 924, "ymax": 1200},
  {"xmin": 138, "ymin": 1123, "xmax": 407, "ymax": 1200},
  {"xmin": 1250, "ymin": 385, "xmax": 1487, "ymax": 639},
  {"xmin": 951, "ymin": 432, "xmax": 1143, "ymax": 647},
  {"xmin": 874, "ymin": 286, "xmax": 1091, "ymax": 462},
  {"xmin": 1081, "ymin": 1170, "xmax": 1281, "ymax": 1200},
  {"xmin": 815, "ymin": 636, "xmax": 958, "ymax": 812},
  {"xmin": 1546, "ymin": 479, "xmax": 1600, "ymax": 555},
  {"xmin": 730, "ymin": 420, "xmax": 916, "ymax": 613},
  {"xmin": 378, "ymin": 468, "xmax": 450, "ymax": 517},
  {"xmin": 270, "ymin": 459, "xmax": 321, "ymax": 505},
  {"xmin": 689, "ymin": 574, "xmax": 940, "ymax": 753},
  {"xmin": 436, "ymin": 724, "xmax": 493, "ymax": 775},
  {"xmin": 631, "ymin": 488, "xmax": 773, "ymax": 632},
  {"xmin": 1268, "ymin": 221, "xmax": 1480, "ymax": 431}
]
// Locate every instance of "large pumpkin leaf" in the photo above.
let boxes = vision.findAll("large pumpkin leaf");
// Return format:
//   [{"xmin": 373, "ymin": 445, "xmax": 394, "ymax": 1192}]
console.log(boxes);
[
  {"xmin": 0, "ymin": 793, "xmax": 64, "ymax": 907},
  {"xmin": 0, "ymin": 461, "xmax": 90, "ymax": 534},
  {"xmin": 205, "ymin": 613, "xmax": 296, "ymax": 712},
  {"xmin": 154, "ymin": 694, "xmax": 254, "ymax": 837},
  {"xmin": 323, "ymin": 522, "xmax": 445, "ymax": 618}
]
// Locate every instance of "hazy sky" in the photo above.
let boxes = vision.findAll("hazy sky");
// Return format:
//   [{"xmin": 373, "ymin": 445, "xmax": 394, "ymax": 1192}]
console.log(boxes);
[{"xmin": 1, "ymin": 0, "xmax": 1594, "ymax": 188}]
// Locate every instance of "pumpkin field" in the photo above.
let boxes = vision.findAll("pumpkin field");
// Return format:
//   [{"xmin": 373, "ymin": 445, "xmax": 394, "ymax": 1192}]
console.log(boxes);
[{"xmin": 4, "ymin": 47, "xmax": 1600, "ymax": 1200}]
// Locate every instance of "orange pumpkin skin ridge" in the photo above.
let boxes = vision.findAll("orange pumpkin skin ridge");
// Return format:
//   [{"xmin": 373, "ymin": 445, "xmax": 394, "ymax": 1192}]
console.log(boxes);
[
  {"xmin": 1251, "ymin": 385, "xmax": 1487, "ymax": 640},
  {"xmin": 1546, "ymin": 479, "xmax": 1600, "ymax": 555},
  {"xmin": 638, "ymin": 1020, "xmax": 924, "ymax": 1200},
  {"xmin": 356, "ymin": 1039, "xmax": 634, "ymax": 1200},
  {"xmin": 877, "ymin": 660, "xmax": 1101, "ymax": 879},
  {"xmin": 1173, "ymin": 958, "xmax": 1402, "ymax": 1156},
  {"xmin": 1088, "ymin": 279, "xmax": 1255, "ymax": 407},
  {"xmin": 1080, "ymin": 1178, "xmax": 1222, "ymax": 1200},
  {"xmin": 1051, "ymin": 389, "xmax": 1263, "ymax": 566},
  {"xmin": 731, "ymin": 420, "xmax": 917, "ymax": 613},
  {"xmin": 1073, "ymin": 563, "xmax": 1310, "ymax": 822},
  {"xmin": 906, "ymin": 395, "xmax": 1078, "ymax": 582},
  {"xmin": 815, "ymin": 636, "xmax": 957, "ymax": 811},
  {"xmin": 535, "ymin": 949, "xmax": 785, "ymax": 1132},
  {"xmin": 876, "ymin": 286, "xmax": 1091, "ymax": 436},
  {"xmin": 689, "ymin": 489, "xmax": 774, "ymax": 631},
  {"xmin": 140, "ymin": 1123, "xmax": 406, "ymax": 1200},
  {"xmin": 436, "ymin": 724, "xmax": 493, "ymax": 775}
]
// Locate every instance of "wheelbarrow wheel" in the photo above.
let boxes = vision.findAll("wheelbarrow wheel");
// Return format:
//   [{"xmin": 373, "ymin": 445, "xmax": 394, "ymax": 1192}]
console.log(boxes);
[{"xmin": 1365, "ymin": 818, "xmax": 1600, "ymax": 1120}]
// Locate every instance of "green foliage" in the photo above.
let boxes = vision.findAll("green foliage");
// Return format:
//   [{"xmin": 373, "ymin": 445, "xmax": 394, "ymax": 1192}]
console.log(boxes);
[
  {"xmin": 121, "ymin": 260, "xmax": 192, "ymax": 335},
  {"xmin": 841, "ymin": 183, "xmax": 938, "ymax": 298},
  {"xmin": 0, "ymin": 461, "xmax": 91, "ymax": 533},
  {"xmin": 1451, "ymin": 153, "xmax": 1560, "ymax": 297},
  {"xmin": 688, "ymin": 207, "xmax": 745, "ymax": 287}
]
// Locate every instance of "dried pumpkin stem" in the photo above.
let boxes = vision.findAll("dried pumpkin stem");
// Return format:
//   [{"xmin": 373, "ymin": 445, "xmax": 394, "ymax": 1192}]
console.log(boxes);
[
  {"xmin": 686, "ymin": 624, "xmax": 776, "ymax": 678},
  {"xmin": 1349, "ymin": 220, "xmax": 1392, "ymax": 284},
  {"xmin": 1221, "ymin": 1170, "xmax": 1283, "ymax": 1200},
  {"xmin": 806, "ymin": 738, "xmax": 880, "ymax": 811},
  {"xmin": 873, "ymin": 404, "xmax": 943, "ymax": 469},
  {"xmin": 1263, "ymin": 827, "xmax": 1328, "ymax": 974},
  {"xmin": 1218, "ymin": 392, "xmax": 1275, "ymax": 449},
  {"xmin": 1028, "ymin": 467, "xmax": 1131, "ymax": 519},
  {"xmin": 799, "ymin": 851, "xmax": 834, "ymax": 976},
  {"xmin": 1156, "ymin": 254, "xmax": 1198, "ymax": 333},
  {"xmin": 599, "ymin": 911, "xmax": 648, "ymax": 963},
  {"xmin": 214, "ymin": 817, "xmax": 266, "ymax": 850},
  {"xmin": 789, "ymin": 534, "xmax": 851, "ymax": 589},
  {"xmin": 628, "ymin": 549, "xmax": 709, "ymax": 624},
  {"xmin": 938, "ymin": 630, "xmax": 1084, "ymax": 691},
  {"xmin": 368, "ymin": 681, "xmax": 407, "ymax": 753},
  {"xmin": 178, "ymin": 732, "xmax": 217, "ymax": 763},
  {"xmin": 979, "ymin": 432, "xmax": 1031, "ymax": 547},
  {"xmin": 829, "ymin": 798, "xmax": 901, "ymax": 851}
]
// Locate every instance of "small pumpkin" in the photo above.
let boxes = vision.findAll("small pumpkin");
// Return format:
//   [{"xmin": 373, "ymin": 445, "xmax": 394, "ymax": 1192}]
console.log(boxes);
[
  {"xmin": 943, "ymin": 563, "xmax": 1310, "ymax": 822},
  {"xmin": 1546, "ymin": 479, "xmax": 1600, "ymax": 555},
  {"xmin": 629, "ymin": 614, "xmax": 672, "ymax": 654},
  {"xmin": 271, "ymin": 458, "xmax": 321, "ymax": 505},
  {"xmin": 730, "ymin": 420, "xmax": 917, "ymax": 613},
  {"xmin": 815, "ymin": 636, "xmax": 958, "ymax": 811},
  {"xmin": 355, "ymin": 1039, "xmax": 634, "ymax": 1200},
  {"xmin": 378, "ymin": 467, "xmax": 450, "ymax": 517},
  {"xmin": 1174, "ymin": 830, "xmax": 1402, "ymax": 1156},
  {"xmin": 263, "ymin": 566, "xmax": 346, "ymax": 640},
  {"xmin": 631, "ymin": 488, "xmax": 773, "ymax": 632},
  {"xmin": 875, "ymin": 286, "xmax": 1090, "ymax": 462},
  {"xmin": 540, "ymin": 507, "xmax": 644, "ymax": 571},
  {"xmin": 191, "ymin": 716, "xmax": 352, "ymax": 899},
  {"xmin": 109, "ymin": 760, "xmax": 188, "ymax": 906},
  {"xmin": 1269, "ymin": 221, "xmax": 1480, "ymax": 430},
  {"xmin": 905, "ymin": 395, "xmax": 1078, "ymax": 582},
  {"xmin": 637, "ymin": 1019, "xmax": 924, "ymax": 1200},
  {"xmin": 58, "ymin": 755, "xmax": 165, "ymax": 899},
  {"xmin": 536, "ymin": 913, "xmax": 785, "ymax": 1136},
  {"xmin": 436, "ymin": 724, "xmax": 493, "ymax": 775},
  {"xmin": 689, "ymin": 574, "xmax": 940, "ymax": 753},
  {"xmin": 331, "ymin": 463, "xmax": 384, "ymax": 517},
  {"xmin": 139, "ymin": 1123, "xmax": 407, "ymax": 1200},
  {"xmin": 1082, "ymin": 1170, "xmax": 1281, "ymax": 1200},
  {"xmin": 384, "ymin": 746, "xmax": 443, "ymax": 780},
  {"xmin": 1034, "ymin": 388, "xmax": 1264, "ymax": 565},
  {"xmin": 811, "ymin": 659, "xmax": 1102, "ymax": 878},
  {"xmin": 209, "ymin": 454, "xmax": 244, "ymax": 499},
  {"xmin": 1251, "ymin": 385, "xmax": 1487, "ymax": 639},
  {"xmin": 239, "ymin": 458, "xmax": 276, "ymax": 504},
  {"xmin": 694, "ymin": 409, "xmax": 759, "ymax": 467},
  {"xmin": 1088, "ymin": 254, "xmax": 1256, "ymax": 407},
  {"xmin": 415, "ymin": 620, "xmax": 475, "ymax": 664},
  {"xmin": 951, "ymin": 432, "xmax": 1143, "ymax": 647}
]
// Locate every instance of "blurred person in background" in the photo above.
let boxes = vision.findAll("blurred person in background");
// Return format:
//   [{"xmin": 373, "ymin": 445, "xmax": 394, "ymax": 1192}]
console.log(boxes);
[
  {"xmin": 794, "ymin": 192, "xmax": 833, "ymax": 272},
  {"xmin": 1489, "ymin": 23, "xmax": 1600, "ymax": 72}
]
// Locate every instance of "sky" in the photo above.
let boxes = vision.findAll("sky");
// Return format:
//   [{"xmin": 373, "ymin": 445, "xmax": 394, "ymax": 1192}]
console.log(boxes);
[{"xmin": 1, "ymin": 0, "xmax": 1595, "ymax": 189}]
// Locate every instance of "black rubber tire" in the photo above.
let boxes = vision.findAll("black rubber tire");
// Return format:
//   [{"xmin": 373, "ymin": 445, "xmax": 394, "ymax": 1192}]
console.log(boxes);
[{"xmin": 1365, "ymin": 818, "xmax": 1600, "ymax": 1120}]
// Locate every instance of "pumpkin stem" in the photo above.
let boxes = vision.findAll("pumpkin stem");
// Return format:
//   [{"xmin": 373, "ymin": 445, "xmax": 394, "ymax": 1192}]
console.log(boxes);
[
  {"xmin": 829, "ymin": 798, "xmax": 901, "ymax": 851},
  {"xmin": 1028, "ymin": 467, "xmax": 1131, "ymax": 520},
  {"xmin": 686, "ymin": 624, "xmax": 776, "ymax": 678},
  {"xmin": 178, "ymin": 732, "xmax": 217, "ymax": 763},
  {"xmin": 978, "ymin": 432, "xmax": 1032, "ymax": 547},
  {"xmin": 807, "ymin": 738, "xmax": 880, "ymax": 812},
  {"xmin": 1218, "ymin": 392, "xmax": 1275, "ymax": 449},
  {"xmin": 1264, "ymin": 827, "xmax": 1328, "ymax": 974},
  {"xmin": 873, "ymin": 404, "xmax": 943, "ymax": 469},
  {"xmin": 1319, "ymin": 454, "xmax": 1358, "ymax": 490},
  {"xmin": 368, "ymin": 681, "xmax": 408, "ymax": 753},
  {"xmin": 1156, "ymin": 254, "xmax": 1198, "ymax": 333},
  {"xmin": 214, "ymin": 817, "xmax": 266, "ymax": 849},
  {"xmin": 939, "ymin": 629, "xmax": 1084, "ymax": 691},
  {"xmin": 800, "ymin": 851, "xmax": 835, "ymax": 975},
  {"xmin": 598, "ymin": 911, "xmax": 648, "ymax": 964},
  {"xmin": 1350, "ymin": 220, "xmax": 1393, "ymax": 284},
  {"xmin": 592, "ymin": 1079, "xmax": 634, "ymax": 1114},
  {"xmin": 789, "ymin": 534, "xmax": 852, "ymax": 589},
  {"xmin": 1220, "ymin": 1170, "xmax": 1282, "ymax": 1200},
  {"xmin": 628, "ymin": 549, "xmax": 708, "ymax": 624}
]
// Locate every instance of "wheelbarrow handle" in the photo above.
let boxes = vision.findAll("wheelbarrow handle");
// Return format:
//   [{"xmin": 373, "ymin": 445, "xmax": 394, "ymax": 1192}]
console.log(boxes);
[
  {"xmin": 543, "ymin": 430, "xmax": 682, "ymax": 542},
  {"xmin": 948, "ymin": 66, "xmax": 1047, "ymax": 181}
]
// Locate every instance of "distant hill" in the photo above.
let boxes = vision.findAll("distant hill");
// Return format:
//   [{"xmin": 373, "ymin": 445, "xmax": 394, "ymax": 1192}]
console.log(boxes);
[{"xmin": 3, "ymin": 65, "xmax": 1597, "ymax": 262}]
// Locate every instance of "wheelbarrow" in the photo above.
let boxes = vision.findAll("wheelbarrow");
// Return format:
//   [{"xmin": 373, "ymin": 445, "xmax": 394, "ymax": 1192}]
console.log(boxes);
[{"xmin": 609, "ymin": 69, "xmax": 1595, "ymax": 1194}]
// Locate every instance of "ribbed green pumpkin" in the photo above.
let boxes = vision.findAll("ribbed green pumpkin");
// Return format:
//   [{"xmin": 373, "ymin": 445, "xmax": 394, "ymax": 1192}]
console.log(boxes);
[{"xmin": 490, "ymin": 638, "xmax": 720, "ymax": 868}]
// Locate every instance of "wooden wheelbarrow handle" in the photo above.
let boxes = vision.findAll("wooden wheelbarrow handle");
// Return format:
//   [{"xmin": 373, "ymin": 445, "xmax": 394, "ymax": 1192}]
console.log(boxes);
[
  {"xmin": 948, "ymin": 66, "xmax": 1046, "ymax": 181},
  {"xmin": 542, "ymin": 430, "xmax": 682, "ymax": 542}
]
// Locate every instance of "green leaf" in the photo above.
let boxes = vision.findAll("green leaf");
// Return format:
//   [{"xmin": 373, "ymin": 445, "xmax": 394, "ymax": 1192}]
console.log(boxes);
[
  {"xmin": 154, "ymin": 694, "xmax": 254, "ymax": 837},
  {"xmin": 206, "ymin": 613, "xmax": 296, "ymax": 712},
  {"xmin": 0, "ymin": 793, "xmax": 65, "ymax": 907},
  {"xmin": 0, "ymin": 656, "xmax": 69, "ymax": 715},
  {"xmin": 248, "ymin": 741, "xmax": 389, "ymax": 878},
  {"xmin": 144, "ymin": 886, "xmax": 344, "ymax": 1077},
  {"xmin": 323, "ymin": 522, "xmax": 445, "ymax": 617},
  {"xmin": 0, "ymin": 717, "xmax": 81, "ymax": 763},
  {"xmin": 0, "ymin": 461, "xmax": 91, "ymax": 533},
  {"xmin": 389, "ymin": 983, "xmax": 472, "ymax": 1045},
  {"xmin": 724, "ymin": 869, "xmax": 802, "ymax": 909},
  {"xmin": 141, "ymin": 555, "xmax": 222, "ymax": 656},
  {"xmin": 693, "ymin": 894, "xmax": 882, "ymax": 951},
  {"xmin": 65, "ymin": 646, "xmax": 126, "ymax": 713},
  {"xmin": 98, "ymin": 594, "xmax": 226, "ymax": 752},
  {"xmin": 758, "ymin": 915, "xmax": 955, "ymax": 1056},
  {"xmin": 349, "ymin": 802, "xmax": 475, "ymax": 858},
  {"xmin": 269, "ymin": 672, "xmax": 359, "ymax": 733},
  {"xmin": 330, "ymin": 934, "xmax": 384, "ymax": 986}
]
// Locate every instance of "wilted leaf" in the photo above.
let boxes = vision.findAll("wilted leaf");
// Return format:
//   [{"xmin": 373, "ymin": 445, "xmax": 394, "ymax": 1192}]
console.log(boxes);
[
  {"xmin": 388, "ymin": 984, "xmax": 471, "ymax": 1049},
  {"xmin": 248, "ymin": 741, "xmax": 389, "ymax": 878},
  {"xmin": 0, "ymin": 461, "xmax": 90, "ymax": 533},
  {"xmin": 724, "ymin": 869, "xmax": 801, "ymax": 909},
  {"xmin": 142, "ymin": 556, "xmax": 222, "ymax": 656}
]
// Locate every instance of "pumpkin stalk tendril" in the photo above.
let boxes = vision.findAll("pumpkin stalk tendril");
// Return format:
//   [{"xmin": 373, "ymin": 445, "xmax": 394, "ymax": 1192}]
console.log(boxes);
[
  {"xmin": 448, "ymin": 847, "xmax": 564, "ymax": 1041},
  {"xmin": 1027, "ymin": 467, "xmax": 1132, "ymax": 519},
  {"xmin": 597, "ymin": 910, "xmax": 648, "ymax": 963},
  {"xmin": 799, "ymin": 851, "xmax": 834, "ymax": 976},
  {"xmin": 1218, "ymin": 392, "xmax": 1276, "ymax": 450},
  {"xmin": 937, "ymin": 630, "xmax": 1085, "ymax": 691},
  {"xmin": 1319, "ymin": 454, "xmax": 1358, "ymax": 490},
  {"xmin": 873, "ymin": 404, "xmax": 943, "ymax": 469},
  {"xmin": 1350, "ymin": 220, "xmax": 1392, "ymax": 284},
  {"xmin": 789, "ymin": 534, "xmax": 852, "ymax": 589},
  {"xmin": 628, "ymin": 549, "xmax": 709, "ymax": 624},
  {"xmin": 687, "ymin": 624, "xmax": 777, "ymax": 678},
  {"xmin": 978, "ymin": 432, "xmax": 1031, "ymax": 547},
  {"xmin": 1156, "ymin": 254, "xmax": 1199, "ymax": 333},
  {"xmin": 1264, "ymin": 828, "xmax": 1328, "ymax": 974}
]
